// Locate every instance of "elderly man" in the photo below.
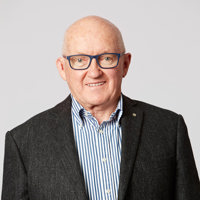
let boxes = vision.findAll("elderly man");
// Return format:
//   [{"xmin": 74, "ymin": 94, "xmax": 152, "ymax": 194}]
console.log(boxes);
[{"xmin": 1, "ymin": 16, "xmax": 200, "ymax": 200}]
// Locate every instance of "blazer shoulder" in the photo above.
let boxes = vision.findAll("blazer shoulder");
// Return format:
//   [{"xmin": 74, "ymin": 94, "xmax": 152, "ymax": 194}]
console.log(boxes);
[
  {"xmin": 123, "ymin": 95, "xmax": 181, "ymax": 129},
  {"xmin": 123, "ymin": 95, "xmax": 179, "ymax": 116},
  {"xmin": 8, "ymin": 95, "xmax": 71, "ymax": 140}
]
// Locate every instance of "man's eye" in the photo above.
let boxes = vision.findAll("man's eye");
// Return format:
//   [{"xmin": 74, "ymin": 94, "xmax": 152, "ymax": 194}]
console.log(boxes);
[
  {"xmin": 104, "ymin": 57, "xmax": 111, "ymax": 61},
  {"xmin": 77, "ymin": 58, "xmax": 83, "ymax": 62}
]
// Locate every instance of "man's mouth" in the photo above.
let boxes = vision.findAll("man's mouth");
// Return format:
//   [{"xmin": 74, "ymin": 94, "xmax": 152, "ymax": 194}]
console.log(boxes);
[{"xmin": 86, "ymin": 81, "xmax": 105, "ymax": 87}]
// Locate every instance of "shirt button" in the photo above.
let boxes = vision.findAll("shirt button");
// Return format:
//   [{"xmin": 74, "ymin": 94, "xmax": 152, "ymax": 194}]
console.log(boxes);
[
  {"xmin": 79, "ymin": 124, "xmax": 83, "ymax": 128},
  {"xmin": 99, "ymin": 129, "xmax": 103, "ymax": 134},
  {"xmin": 102, "ymin": 157, "xmax": 107, "ymax": 162},
  {"xmin": 106, "ymin": 189, "xmax": 111, "ymax": 194}
]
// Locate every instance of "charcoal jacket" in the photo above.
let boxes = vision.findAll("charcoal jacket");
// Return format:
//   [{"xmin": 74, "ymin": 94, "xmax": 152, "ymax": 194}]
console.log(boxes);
[{"xmin": 1, "ymin": 95, "xmax": 200, "ymax": 200}]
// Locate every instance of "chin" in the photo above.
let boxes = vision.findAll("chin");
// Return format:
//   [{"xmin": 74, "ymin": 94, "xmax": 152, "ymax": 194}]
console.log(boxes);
[{"xmin": 85, "ymin": 96, "xmax": 108, "ymax": 106}]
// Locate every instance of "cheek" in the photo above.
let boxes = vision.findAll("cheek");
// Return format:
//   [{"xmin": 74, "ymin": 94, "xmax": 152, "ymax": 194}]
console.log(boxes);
[
  {"xmin": 108, "ymin": 68, "xmax": 123, "ymax": 83},
  {"xmin": 65, "ymin": 70, "xmax": 86, "ymax": 88},
  {"xmin": 105, "ymin": 72, "xmax": 122, "ymax": 93}
]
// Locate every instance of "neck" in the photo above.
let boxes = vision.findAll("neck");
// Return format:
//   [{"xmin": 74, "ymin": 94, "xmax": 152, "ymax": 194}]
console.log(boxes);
[
  {"xmin": 74, "ymin": 95, "xmax": 121, "ymax": 125},
  {"xmin": 87, "ymin": 101, "xmax": 119, "ymax": 124}
]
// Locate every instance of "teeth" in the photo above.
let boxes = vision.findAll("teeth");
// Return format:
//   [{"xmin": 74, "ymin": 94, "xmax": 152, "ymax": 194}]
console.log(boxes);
[{"xmin": 87, "ymin": 82, "xmax": 105, "ymax": 87}]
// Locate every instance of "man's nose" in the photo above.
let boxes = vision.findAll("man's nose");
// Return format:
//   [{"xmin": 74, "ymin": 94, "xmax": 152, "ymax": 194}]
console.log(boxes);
[{"xmin": 87, "ymin": 58, "xmax": 102, "ymax": 77}]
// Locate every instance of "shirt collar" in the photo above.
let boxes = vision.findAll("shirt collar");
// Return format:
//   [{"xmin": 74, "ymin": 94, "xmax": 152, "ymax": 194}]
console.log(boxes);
[
  {"xmin": 71, "ymin": 94, "xmax": 84, "ymax": 126},
  {"xmin": 109, "ymin": 95, "xmax": 123, "ymax": 123},
  {"xmin": 71, "ymin": 94, "xmax": 123, "ymax": 125}
]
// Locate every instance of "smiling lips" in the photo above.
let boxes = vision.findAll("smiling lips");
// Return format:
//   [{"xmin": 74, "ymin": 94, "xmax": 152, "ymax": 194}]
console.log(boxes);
[{"xmin": 86, "ymin": 81, "xmax": 106, "ymax": 87}]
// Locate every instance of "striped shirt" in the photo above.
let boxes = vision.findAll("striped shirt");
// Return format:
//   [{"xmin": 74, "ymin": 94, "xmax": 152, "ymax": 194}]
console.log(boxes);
[{"xmin": 71, "ymin": 94, "xmax": 123, "ymax": 200}]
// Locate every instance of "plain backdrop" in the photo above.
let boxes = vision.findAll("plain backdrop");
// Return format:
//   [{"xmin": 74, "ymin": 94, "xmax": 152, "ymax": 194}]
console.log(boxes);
[{"xmin": 0, "ymin": 0, "xmax": 200, "ymax": 192}]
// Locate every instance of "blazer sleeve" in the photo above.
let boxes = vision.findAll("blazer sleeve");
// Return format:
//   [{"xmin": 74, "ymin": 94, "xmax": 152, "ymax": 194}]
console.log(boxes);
[
  {"xmin": 1, "ymin": 131, "xmax": 29, "ymax": 200},
  {"xmin": 175, "ymin": 115, "xmax": 200, "ymax": 199}
]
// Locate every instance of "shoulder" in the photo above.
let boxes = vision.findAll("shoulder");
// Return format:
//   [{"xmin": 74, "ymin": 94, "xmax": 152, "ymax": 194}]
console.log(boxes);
[
  {"xmin": 7, "ymin": 95, "xmax": 71, "ymax": 140},
  {"xmin": 123, "ymin": 94, "xmax": 179, "ymax": 116},
  {"xmin": 122, "ymin": 94, "xmax": 181, "ymax": 127}
]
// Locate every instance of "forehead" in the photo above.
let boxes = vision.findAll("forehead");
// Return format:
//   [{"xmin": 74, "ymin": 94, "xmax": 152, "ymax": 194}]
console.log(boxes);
[{"xmin": 65, "ymin": 22, "xmax": 121, "ymax": 54}]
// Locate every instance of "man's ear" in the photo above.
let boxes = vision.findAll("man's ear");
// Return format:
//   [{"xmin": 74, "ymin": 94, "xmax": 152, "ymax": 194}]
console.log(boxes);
[
  {"xmin": 122, "ymin": 53, "xmax": 131, "ymax": 78},
  {"xmin": 56, "ymin": 57, "xmax": 67, "ymax": 81}
]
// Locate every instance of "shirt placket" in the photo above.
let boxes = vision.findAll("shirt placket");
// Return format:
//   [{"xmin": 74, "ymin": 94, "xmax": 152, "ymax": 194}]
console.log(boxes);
[{"xmin": 98, "ymin": 123, "xmax": 113, "ymax": 200}]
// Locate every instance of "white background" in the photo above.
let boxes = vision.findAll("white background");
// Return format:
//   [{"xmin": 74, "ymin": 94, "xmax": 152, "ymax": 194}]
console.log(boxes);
[{"xmin": 0, "ymin": 0, "xmax": 200, "ymax": 192}]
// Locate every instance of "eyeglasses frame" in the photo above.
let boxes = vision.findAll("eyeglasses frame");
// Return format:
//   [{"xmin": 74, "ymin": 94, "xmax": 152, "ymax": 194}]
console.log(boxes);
[{"xmin": 63, "ymin": 52, "xmax": 125, "ymax": 70}]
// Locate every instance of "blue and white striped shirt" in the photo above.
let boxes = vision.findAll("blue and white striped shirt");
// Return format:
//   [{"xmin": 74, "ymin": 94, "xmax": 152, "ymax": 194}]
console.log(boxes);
[{"xmin": 71, "ymin": 95, "xmax": 123, "ymax": 200}]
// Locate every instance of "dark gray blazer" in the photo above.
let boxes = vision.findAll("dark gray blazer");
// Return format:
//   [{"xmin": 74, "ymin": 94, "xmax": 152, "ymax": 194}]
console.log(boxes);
[{"xmin": 1, "ymin": 95, "xmax": 200, "ymax": 200}]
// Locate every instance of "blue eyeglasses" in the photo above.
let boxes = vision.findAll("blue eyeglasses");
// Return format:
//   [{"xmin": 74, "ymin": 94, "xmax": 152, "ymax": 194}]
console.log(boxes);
[{"xmin": 63, "ymin": 52, "xmax": 125, "ymax": 70}]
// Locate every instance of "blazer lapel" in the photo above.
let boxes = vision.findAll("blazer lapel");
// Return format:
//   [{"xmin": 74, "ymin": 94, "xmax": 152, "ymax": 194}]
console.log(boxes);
[
  {"xmin": 118, "ymin": 95, "xmax": 144, "ymax": 200},
  {"xmin": 49, "ymin": 96, "xmax": 88, "ymax": 200}
]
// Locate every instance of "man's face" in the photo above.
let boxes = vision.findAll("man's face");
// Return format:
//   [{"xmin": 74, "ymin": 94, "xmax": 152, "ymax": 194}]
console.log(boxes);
[{"xmin": 57, "ymin": 23, "xmax": 131, "ymax": 109}]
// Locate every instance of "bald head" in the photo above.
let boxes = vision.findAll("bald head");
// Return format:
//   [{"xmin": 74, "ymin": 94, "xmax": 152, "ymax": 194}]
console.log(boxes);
[{"xmin": 62, "ymin": 16, "xmax": 125, "ymax": 55}]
